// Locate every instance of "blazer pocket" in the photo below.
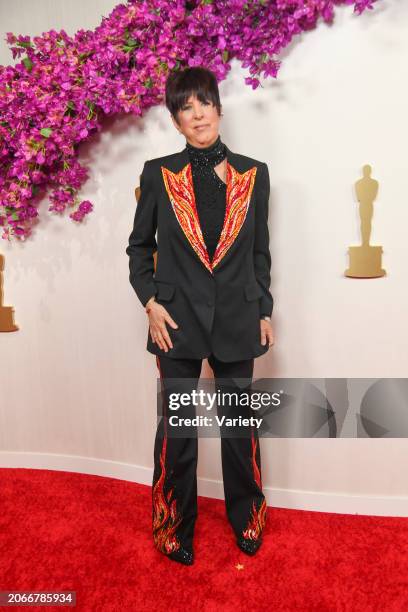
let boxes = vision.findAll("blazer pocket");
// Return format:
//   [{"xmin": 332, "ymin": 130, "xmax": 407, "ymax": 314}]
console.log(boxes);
[
  {"xmin": 155, "ymin": 280, "xmax": 176, "ymax": 302},
  {"xmin": 244, "ymin": 281, "xmax": 264, "ymax": 302}
]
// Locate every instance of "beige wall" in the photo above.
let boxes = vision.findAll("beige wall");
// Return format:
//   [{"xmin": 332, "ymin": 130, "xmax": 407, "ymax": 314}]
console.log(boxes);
[{"xmin": 1, "ymin": 0, "xmax": 408, "ymax": 515}]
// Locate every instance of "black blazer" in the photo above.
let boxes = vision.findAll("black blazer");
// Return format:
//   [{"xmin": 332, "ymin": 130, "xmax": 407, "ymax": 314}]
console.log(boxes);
[{"xmin": 126, "ymin": 143, "xmax": 273, "ymax": 362}]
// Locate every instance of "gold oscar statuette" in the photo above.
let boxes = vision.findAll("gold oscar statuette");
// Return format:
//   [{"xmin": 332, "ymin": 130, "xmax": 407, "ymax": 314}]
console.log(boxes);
[
  {"xmin": 0, "ymin": 252, "xmax": 19, "ymax": 332},
  {"xmin": 345, "ymin": 164, "xmax": 386, "ymax": 278}
]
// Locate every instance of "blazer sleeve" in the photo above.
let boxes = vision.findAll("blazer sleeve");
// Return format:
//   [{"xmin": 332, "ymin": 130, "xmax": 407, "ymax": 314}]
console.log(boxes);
[
  {"xmin": 254, "ymin": 162, "xmax": 274, "ymax": 317},
  {"xmin": 125, "ymin": 160, "xmax": 158, "ymax": 307}
]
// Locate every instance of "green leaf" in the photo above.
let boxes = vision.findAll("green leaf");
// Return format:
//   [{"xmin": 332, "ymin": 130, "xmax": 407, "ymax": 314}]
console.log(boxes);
[
  {"xmin": 40, "ymin": 128, "xmax": 52, "ymax": 138},
  {"xmin": 222, "ymin": 50, "xmax": 229, "ymax": 63},
  {"xmin": 122, "ymin": 36, "xmax": 140, "ymax": 53},
  {"xmin": 85, "ymin": 100, "xmax": 95, "ymax": 120},
  {"xmin": 22, "ymin": 57, "xmax": 33, "ymax": 72},
  {"xmin": 64, "ymin": 101, "xmax": 76, "ymax": 116},
  {"xmin": 17, "ymin": 40, "xmax": 33, "ymax": 49}
]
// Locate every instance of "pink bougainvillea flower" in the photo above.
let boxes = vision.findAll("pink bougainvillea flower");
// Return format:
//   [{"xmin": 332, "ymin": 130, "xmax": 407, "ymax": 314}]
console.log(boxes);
[{"xmin": 0, "ymin": 0, "xmax": 380, "ymax": 240}]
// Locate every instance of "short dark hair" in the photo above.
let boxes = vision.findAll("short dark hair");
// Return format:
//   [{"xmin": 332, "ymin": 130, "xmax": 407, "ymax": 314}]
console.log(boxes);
[{"xmin": 165, "ymin": 67, "xmax": 222, "ymax": 123}]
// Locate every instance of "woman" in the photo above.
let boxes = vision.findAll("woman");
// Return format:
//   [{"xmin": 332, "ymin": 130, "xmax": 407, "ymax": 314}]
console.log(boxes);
[{"xmin": 126, "ymin": 67, "xmax": 274, "ymax": 565}]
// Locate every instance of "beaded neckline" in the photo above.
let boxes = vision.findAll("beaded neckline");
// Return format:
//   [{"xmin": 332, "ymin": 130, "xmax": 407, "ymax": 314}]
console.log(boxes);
[
  {"xmin": 185, "ymin": 134, "xmax": 227, "ymax": 189},
  {"xmin": 186, "ymin": 133, "xmax": 222, "ymax": 152}
]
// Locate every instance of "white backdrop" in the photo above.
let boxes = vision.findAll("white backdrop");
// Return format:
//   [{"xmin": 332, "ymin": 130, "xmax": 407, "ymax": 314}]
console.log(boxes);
[{"xmin": 1, "ymin": 0, "xmax": 408, "ymax": 515}]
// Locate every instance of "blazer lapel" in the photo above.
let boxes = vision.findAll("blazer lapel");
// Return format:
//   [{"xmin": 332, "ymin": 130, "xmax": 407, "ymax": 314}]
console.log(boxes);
[
  {"xmin": 161, "ymin": 145, "xmax": 257, "ymax": 275},
  {"xmin": 212, "ymin": 154, "xmax": 257, "ymax": 270}
]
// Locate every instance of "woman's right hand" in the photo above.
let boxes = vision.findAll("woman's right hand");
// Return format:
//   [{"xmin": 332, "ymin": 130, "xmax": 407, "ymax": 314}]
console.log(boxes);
[{"xmin": 146, "ymin": 297, "xmax": 179, "ymax": 352}]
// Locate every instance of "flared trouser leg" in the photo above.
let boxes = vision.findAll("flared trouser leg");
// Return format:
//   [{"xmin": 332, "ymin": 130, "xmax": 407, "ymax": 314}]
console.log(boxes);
[
  {"xmin": 207, "ymin": 354, "xmax": 267, "ymax": 543},
  {"xmin": 153, "ymin": 355, "xmax": 202, "ymax": 554}
]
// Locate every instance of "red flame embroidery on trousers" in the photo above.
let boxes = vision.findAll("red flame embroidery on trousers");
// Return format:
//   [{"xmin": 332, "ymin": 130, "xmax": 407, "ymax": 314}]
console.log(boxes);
[
  {"xmin": 242, "ymin": 430, "xmax": 267, "ymax": 541},
  {"xmin": 152, "ymin": 356, "xmax": 182, "ymax": 553}
]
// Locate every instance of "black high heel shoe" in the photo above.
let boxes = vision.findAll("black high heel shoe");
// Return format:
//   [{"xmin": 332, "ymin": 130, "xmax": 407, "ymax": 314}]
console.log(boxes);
[
  {"xmin": 168, "ymin": 546, "xmax": 194, "ymax": 565},
  {"xmin": 236, "ymin": 537, "xmax": 262, "ymax": 556}
]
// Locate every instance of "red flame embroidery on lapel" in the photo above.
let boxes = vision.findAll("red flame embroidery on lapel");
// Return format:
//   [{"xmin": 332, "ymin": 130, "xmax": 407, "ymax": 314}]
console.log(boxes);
[
  {"xmin": 161, "ymin": 163, "xmax": 212, "ymax": 273},
  {"xmin": 212, "ymin": 163, "xmax": 257, "ymax": 269},
  {"xmin": 161, "ymin": 162, "xmax": 257, "ymax": 273}
]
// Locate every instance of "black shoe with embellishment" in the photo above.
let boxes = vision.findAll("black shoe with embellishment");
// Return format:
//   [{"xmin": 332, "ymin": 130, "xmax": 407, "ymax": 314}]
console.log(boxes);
[
  {"xmin": 168, "ymin": 546, "xmax": 194, "ymax": 565},
  {"xmin": 236, "ymin": 537, "xmax": 263, "ymax": 556}
]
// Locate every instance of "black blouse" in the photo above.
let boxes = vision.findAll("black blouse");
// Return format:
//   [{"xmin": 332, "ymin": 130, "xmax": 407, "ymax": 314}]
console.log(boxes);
[
  {"xmin": 185, "ymin": 135, "xmax": 269, "ymax": 320},
  {"xmin": 185, "ymin": 135, "xmax": 227, "ymax": 263}
]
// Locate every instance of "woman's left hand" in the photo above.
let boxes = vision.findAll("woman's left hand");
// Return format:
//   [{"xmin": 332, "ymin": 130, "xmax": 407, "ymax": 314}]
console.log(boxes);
[{"xmin": 260, "ymin": 319, "xmax": 274, "ymax": 347}]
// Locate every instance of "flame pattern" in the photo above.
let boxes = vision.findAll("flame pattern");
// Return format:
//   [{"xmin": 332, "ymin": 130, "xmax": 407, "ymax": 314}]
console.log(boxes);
[
  {"xmin": 242, "ymin": 432, "xmax": 267, "ymax": 541},
  {"xmin": 161, "ymin": 162, "xmax": 257, "ymax": 273},
  {"xmin": 242, "ymin": 497, "xmax": 267, "ymax": 541},
  {"xmin": 251, "ymin": 432, "xmax": 262, "ymax": 490},
  {"xmin": 152, "ymin": 435, "xmax": 182, "ymax": 553},
  {"xmin": 152, "ymin": 356, "xmax": 182, "ymax": 554}
]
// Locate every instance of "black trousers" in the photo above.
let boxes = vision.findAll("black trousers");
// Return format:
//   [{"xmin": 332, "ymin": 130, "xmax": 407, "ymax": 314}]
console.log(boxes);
[{"xmin": 152, "ymin": 353, "xmax": 267, "ymax": 555}]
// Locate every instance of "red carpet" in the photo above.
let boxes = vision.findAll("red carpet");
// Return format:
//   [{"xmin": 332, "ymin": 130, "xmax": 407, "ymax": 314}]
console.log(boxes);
[{"xmin": 1, "ymin": 468, "xmax": 407, "ymax": 611}]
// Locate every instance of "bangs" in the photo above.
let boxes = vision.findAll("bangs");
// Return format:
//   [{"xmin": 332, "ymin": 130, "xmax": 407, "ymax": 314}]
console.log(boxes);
[{"xmin": 165, "ymin": 67, "xmax": 221, "ymax": 119}]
